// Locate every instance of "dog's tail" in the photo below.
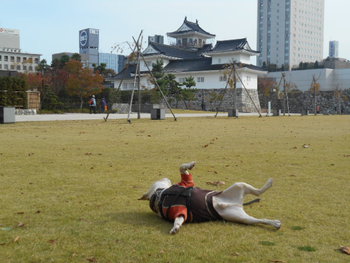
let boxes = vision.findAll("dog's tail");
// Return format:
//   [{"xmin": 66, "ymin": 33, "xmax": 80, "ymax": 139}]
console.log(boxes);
[{"xmin": 243, "ymin": 198, "xmax": 260, "ymax": 206}]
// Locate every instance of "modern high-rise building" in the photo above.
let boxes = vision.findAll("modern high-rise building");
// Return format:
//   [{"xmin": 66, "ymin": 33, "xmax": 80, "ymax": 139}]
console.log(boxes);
[
  {"xmin": 257, "ymin": 0, "xmax": 324, "ymax": 69},
  {"xmin": 148, "ymin": 35, "xmax": 164, "ymax": 45},
  {"xmin": 0, "ymin": 27, "xmax": 40, "ymax": 73},
  {"xmin": 329, "ymin": 41, "xmax": 339, "ymax": 58},
  {"xmin": 0, "ymin": 28, "xmax": 20, "ymax": 50},
  {"xmin": 79, "ymin": 28, "xmax": 99, "ymax": 68},
  {"xmin": 98, "ymin": 53, "xmax": 126, "ymax": 73}
]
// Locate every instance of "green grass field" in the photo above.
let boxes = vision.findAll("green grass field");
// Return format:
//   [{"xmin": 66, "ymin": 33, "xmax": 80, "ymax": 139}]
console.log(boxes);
[{"xmin": 0, "ymin": 115, "xmax": 349, "ymax": 263}]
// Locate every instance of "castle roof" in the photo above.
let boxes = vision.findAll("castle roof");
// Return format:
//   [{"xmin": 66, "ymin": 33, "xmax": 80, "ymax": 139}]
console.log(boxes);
[
  {"xmin": 164, "ymin": 58, "xmax": 264, "ymax": 73},
  {"xmin": 167, "ymin": 17, "xmax": 215, "ymax": 38},
  {"xmin": 143, "ymin": 42, "xmax": 212, "ymax": 60},
  {"xmin": 208, "ymin": 38, "xmax": 259, "ymax": 54}
]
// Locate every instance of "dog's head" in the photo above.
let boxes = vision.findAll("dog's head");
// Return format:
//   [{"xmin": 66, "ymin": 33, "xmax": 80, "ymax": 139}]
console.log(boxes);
[{"xmin": 138, "ymin": 178, "xmax": 172, "ymax": 200}]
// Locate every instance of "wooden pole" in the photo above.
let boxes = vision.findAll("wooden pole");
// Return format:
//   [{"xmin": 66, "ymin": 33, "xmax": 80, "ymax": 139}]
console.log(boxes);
[
  {"xmin": 214, "ymin": 65, "xmax": 235, "ymax": 118},
  {"xmin": 133, "ymin": 37, "xmax": 177, "ymax": 121},
  {"xmin": 234, "ymin": 68, "xmax": 262, "ymax": 117},
  {"xmin": 127, "ymin": 31, "xmax": 143, "ymax": 123}
]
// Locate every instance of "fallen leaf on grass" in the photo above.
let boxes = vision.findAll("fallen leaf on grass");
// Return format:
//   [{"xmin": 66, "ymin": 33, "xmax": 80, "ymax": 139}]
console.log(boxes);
[
  {"xmin": 87, "ymin": 257, "xmax": 97, "ymax": 262},
  {"xmin": 206, "ymin": 181, "xmax": 225, "ymax": 186},
  {"xmin": 13, "ymin": 236, "xmax": 20, "ymax": 243},
  {"xmin": 339, "ymin": 246, "xmax": 350, "ymax": 255},
  {"xmin": 17, "ymin": 222, "xmax": 25, "ymax": 228},
  {"xmin": 48, "ymin": 239, "xmax": 57, "ymax": 244}
]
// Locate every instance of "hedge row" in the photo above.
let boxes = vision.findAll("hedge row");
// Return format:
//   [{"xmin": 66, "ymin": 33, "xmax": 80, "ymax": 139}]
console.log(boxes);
[{"xmin": 0, "ymin": 77, "xmax": 27, "ymax": 107}]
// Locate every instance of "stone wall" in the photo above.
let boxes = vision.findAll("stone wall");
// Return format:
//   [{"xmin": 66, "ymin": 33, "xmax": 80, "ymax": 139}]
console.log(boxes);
[
  {"xmin": 116, "ymin": 88, "xmax": 350, "ymax": 115},
  {"xmin": 258, "ymin": 89, "xmax": 350, "ymax": 114},
  {"xmin": 167, "ymin": 88, "xmax": 261, "ymax": 113}
]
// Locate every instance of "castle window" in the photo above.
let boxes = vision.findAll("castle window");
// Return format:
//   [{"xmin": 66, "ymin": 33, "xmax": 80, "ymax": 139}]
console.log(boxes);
[
  {"xmin": 220, "ymin": 75, "xmax": 227, "ymax": 82},
  {"xmin": 197, "ymin": 77, "xmax": 204, "ymax": 82}
]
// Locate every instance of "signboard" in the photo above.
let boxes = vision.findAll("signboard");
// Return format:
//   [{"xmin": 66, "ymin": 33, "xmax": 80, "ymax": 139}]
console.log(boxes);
[{"xmin": 0, "ymin": 28, "xmax": 19, "ymax": 34}]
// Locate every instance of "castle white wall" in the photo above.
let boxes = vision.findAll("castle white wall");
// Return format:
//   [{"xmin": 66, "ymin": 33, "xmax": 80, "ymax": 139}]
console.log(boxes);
[
  {"xmin": 140, "ymin": 58, "xmax": 170, "ymax": 72},
  {"xmin": 114, "ymin": 69, "xmax": 259, "ymax": 91},
  {"xmin": 211, "ymin": 53, "xmax": 251, "ymax": 65}
]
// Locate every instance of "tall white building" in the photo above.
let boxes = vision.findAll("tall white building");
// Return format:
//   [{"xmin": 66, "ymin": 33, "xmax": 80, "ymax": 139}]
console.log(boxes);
[
  {"xmin": 257, "ymin": 0, "xmax": 324, "ymax": 69},
  {"xmin": 0, "ymin": 27, "xmax": 40, "ymax": 73}
]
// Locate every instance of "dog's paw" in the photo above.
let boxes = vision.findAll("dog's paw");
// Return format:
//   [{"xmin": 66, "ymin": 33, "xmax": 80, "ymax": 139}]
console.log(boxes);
[
  {"xmin": 180, "ymin": 161, "xmax": 196, "ymax": 173},
  {"xmin": 170, "ymin": 227, "xmax": 179, "ymax": 234},
  {"xmin": 268, "ymin": 178, "xmax": 273, "ymax": 185},
  {"xmin": 273, "ymin": 220, "xmax": 281, "ymax": 229}
]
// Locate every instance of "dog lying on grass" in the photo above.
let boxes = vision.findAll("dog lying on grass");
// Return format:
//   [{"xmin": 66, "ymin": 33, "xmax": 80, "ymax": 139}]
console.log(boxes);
[{"xmin": 139, "ymin": 162, "xmax": 281, "ymax": 234}]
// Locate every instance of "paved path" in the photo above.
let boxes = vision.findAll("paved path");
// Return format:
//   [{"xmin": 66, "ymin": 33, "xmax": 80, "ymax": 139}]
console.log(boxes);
[{"xmin": 15, "ymin": 112, "xmax": 262, "ymax": 122}]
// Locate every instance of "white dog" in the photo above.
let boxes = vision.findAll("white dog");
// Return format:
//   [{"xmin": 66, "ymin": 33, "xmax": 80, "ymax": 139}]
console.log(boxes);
[{"xmin": 139, "ymin": 162, "xmax": 281, "ymax": 234}]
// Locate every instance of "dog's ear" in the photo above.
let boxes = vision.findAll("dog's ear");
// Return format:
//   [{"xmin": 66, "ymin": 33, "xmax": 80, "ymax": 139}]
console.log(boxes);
[{"xmin": 138, "ymin": 194, "xmax": 149, "ymax": 200}]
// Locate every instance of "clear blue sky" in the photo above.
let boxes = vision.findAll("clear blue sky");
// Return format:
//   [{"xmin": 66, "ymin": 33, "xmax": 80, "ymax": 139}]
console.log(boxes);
[{"xmin": 1, "ymin": 0, "xmax": 348, "ymax": 63}]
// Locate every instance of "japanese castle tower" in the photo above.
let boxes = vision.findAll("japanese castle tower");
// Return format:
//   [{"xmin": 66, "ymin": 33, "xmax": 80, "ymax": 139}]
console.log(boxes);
[
  {"xmin": 166, "ymin": 17, "xmax": 216, "ymax": 49},
  {"xmin": 114, "ymin": 18, "xmax": 265, "ymax": 112}
]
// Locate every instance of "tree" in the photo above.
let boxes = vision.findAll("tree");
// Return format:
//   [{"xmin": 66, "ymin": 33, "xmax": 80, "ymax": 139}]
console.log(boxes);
[
  {"xmin": 71, "ymin": 53, "xmax": 81, "ymax": 61},
  {"xmin": 150, "ymin": 60, "xmax": 167, "ymax": 103},
  {"xmin": 163, "ymin": 73, "xmax": 182, "ymax": 106},
  {"xmin": 0, "ymin": 76, "xmax": 27, "ymax": 107},
  {"xmin": 258, "ymin": 77, "xmax": 278, "ymax": 97},
  {"xmin": 181, "ymin": 76, "xmax": 197, "ymax": 109},
  {"xmin": 93, "ymin": 63, "xmax": 116, "ymax": 78},
  {"xmin": 64, "ymin": 60, "xmax": 104, "ymax": 109},
  {"xmin": 36, "ymin": 59, "xmax": 50, "ymax": 73}
]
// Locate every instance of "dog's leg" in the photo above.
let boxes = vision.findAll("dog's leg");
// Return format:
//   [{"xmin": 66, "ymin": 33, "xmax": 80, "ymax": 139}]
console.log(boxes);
[
  {"xmin": 218, "ymin": 178, "xmax": 273, "ymax": 205},
  {"xmin": 179, "ymin": 161, "xmax": 196, "ymax": 175},
  {"xmin": 169, "ymin": 216, "xmax": 185, "ymax": 234},
  {"xmin": 214, "ymin": 179, "xmax": 280, "ymax": 229},
  {"xmin": 218, "ymin": 207, "xmax": 281, "ymax": 229}
]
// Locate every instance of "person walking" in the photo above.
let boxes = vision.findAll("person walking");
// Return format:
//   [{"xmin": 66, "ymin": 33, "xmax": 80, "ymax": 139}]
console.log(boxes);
[
  {"xmin": 101, "ymin": 97, "xmax": 108, "ymax": 113},
  {"xmin": 89, "ymin": 95, "xmax": 97, "ymax": 114}
]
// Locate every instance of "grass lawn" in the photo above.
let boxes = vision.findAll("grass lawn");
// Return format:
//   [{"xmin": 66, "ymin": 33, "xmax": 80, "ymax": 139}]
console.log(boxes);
[{"xmin": 0, "ymin": 115, "xmax": 349, "ymax": 263}]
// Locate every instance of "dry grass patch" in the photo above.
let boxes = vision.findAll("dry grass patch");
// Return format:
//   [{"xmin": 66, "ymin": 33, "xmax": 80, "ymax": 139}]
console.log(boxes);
[{"xmin": 0, "ymin": 115, "xmax": 349, "ymax": 262}]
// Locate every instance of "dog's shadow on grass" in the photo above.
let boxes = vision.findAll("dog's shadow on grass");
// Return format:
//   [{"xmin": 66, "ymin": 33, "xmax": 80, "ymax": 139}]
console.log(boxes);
[
  {"xmin": 106, "ymin": 211, "xmax": 172, "ymax": 232},
  {"xmin": 107, "ymin": 211, "xmax": 279, "ymax": 233}
]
